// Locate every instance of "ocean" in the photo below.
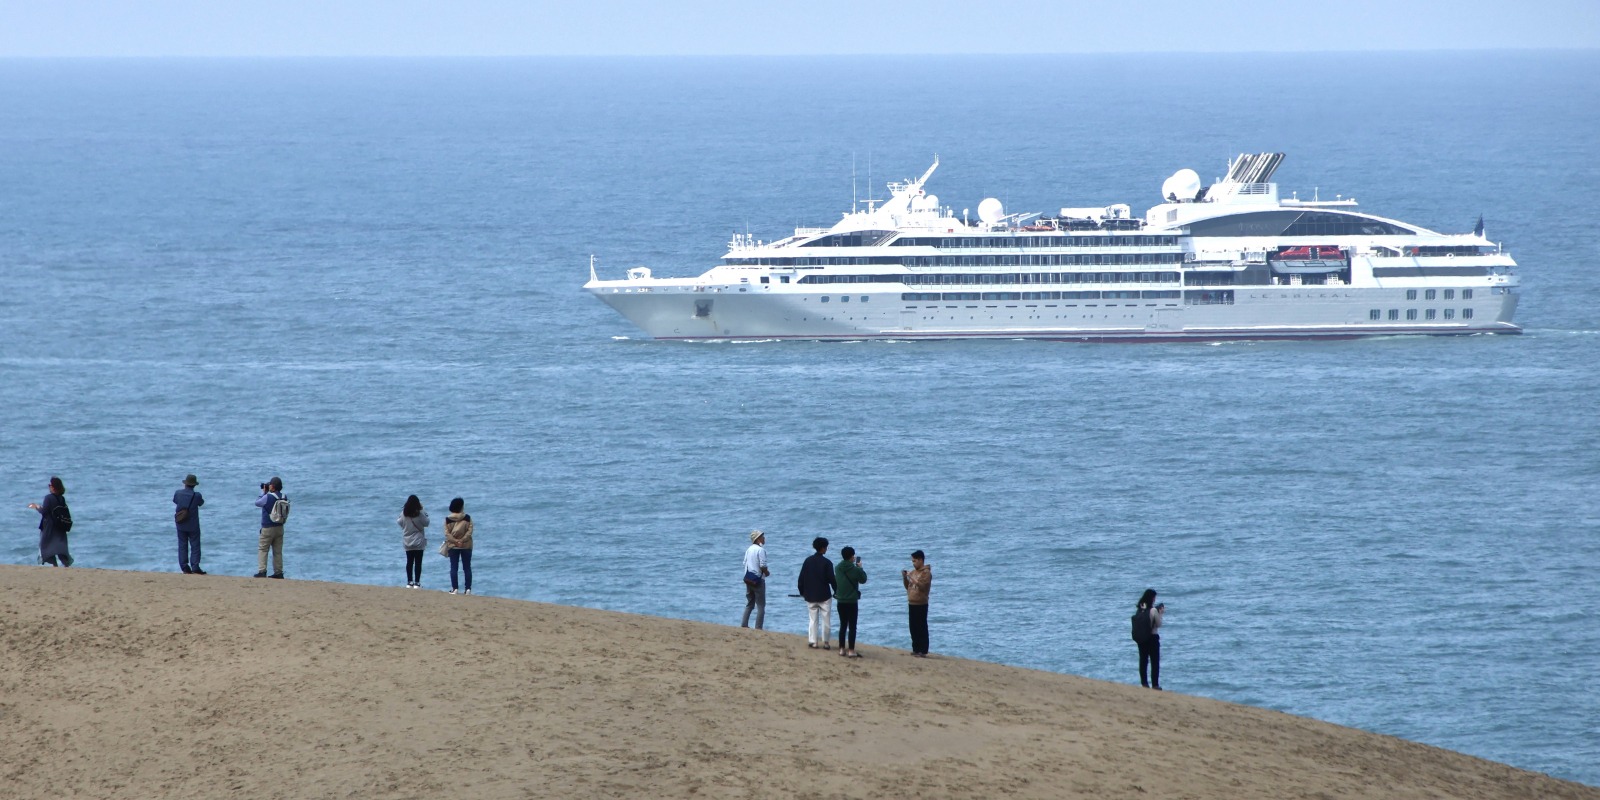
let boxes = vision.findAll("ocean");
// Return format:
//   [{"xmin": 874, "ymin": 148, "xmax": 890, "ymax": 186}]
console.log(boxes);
[{"xmin": 1, "ymin": 53, "xmax": 1596, "ymax": 785}]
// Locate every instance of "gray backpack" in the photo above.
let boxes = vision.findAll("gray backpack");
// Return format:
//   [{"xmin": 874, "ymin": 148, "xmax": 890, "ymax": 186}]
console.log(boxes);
[{"xmin": 269, "ymin": 494, "xmax": 291, "ymax": 524}]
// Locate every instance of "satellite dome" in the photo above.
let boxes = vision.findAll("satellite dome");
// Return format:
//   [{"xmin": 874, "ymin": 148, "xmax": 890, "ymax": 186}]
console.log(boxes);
[
  {"xmin": 1160, "ymin": 169, "xmax": 1203, "ymax": 202},
  {"xmin": 923, "ymin": 193, "xmax": 937, "ymax": 209},
  {"xmin": 977, "ymin": 197, "xmax": 1004, "ymax": 224}
]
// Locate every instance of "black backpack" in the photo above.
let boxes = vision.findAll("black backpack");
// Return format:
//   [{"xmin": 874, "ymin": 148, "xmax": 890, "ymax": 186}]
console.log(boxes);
[
  {"xmin": 1130, "ymin": 606, "xmax": 1151, "ymax": 643},
  {"xmin": 52, "ymin": 502, "xmax": 73, "ymax": 533}
]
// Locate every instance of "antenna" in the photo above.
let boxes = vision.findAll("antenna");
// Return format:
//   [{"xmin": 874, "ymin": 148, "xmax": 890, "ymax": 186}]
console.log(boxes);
[
  {"xmin": 852, "ymin": 152, "xmax": 858, "ymax": 211},
  {"xmin": 867, "ymin": 151, "xmax": 874, "ymax": 211},
  {"xmin": 589, "ymin": 254, "xmax": 597, "ymax": 282}
]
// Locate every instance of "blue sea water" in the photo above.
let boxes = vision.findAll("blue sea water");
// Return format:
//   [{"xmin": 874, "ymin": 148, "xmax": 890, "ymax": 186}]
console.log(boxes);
[{"xmin": 2, "ymin": 53, "xmax": 1597, "ymax": 785}]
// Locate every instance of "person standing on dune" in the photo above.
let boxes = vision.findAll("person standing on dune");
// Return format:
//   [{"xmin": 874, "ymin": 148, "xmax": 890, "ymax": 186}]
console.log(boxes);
[
  {"xmin": 28, "ymin": 476, "xmax": 72, "ymax": 567},
  {"xmin": 902, "ymin": 550, "xmax": 932, "ymax": 657},
  {"xmin": 741, "ymin": 530, "xmax": 769, "ymax": 629},
  {"xmin": 172, "ymin": 474, "xmax": 205, "ymax": 574}
]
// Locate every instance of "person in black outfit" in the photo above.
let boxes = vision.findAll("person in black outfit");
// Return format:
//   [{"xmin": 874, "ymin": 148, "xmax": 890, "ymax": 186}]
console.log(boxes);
[
  {"xmin": 28, "ymin": 476, "xmax": 73, "ymax": 567},
  {"xmin": 1132, "ymin": 588, "xmax": 1165, "ymax": 690},
  {"xmin": 797, "ymin": 537, "xmax": 836, "ymax": 649}
]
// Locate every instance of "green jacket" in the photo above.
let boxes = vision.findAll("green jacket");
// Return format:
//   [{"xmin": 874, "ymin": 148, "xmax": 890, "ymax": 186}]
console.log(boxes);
[{"xmin": 835, "ymin": 560, "xmax": 868, "ymax": 603}]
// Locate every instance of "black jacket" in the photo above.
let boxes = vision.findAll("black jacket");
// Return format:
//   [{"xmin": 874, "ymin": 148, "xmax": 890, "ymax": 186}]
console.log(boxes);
[{"xmin": 797, "ymin": 552, "xmax": 836, "ymax": 602}]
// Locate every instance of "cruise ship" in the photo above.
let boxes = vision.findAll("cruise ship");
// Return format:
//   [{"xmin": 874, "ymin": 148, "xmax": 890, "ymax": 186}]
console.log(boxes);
[{"xmin": 584, "ymin": 153, "xmax": 1520, "ymax": 341}]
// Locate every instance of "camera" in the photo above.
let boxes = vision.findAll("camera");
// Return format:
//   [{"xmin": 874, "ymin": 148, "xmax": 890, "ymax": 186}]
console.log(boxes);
[{"xmin": 260, "ymin": 483, "xmax": 270, "ymax": 493}]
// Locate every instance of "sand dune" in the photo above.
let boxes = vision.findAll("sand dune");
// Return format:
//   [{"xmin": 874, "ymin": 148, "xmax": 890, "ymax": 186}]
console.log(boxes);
[{"xmin": 1, "ymin": 565, "xmax": 1592, "ymax": 799}]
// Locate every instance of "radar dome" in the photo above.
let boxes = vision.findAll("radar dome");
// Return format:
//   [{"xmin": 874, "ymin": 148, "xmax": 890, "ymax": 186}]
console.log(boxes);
[
  {"xmin": 1160, "ymin": 169, "xmax": 1203, "ymax": 202},
  {"xmin": 977, "ymin": 197, "xmax": 1004, "ymax": 224},
  {"xmin": 923, "ymin": 193, "xmax": 937, "ymax": 209}
]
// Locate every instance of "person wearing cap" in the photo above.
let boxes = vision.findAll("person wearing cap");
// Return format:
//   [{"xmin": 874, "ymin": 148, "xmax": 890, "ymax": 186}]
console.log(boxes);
[
  {"xmin": 740, "ymin": 530, "xmax": 770, "ymax": 629},
  {"xmin": 254, "ymin": 476, "xmax": 287, "ymax": 579},
  {"xmin": 173, "ymin": 474, "xmax": 206, "ymax": 574}
]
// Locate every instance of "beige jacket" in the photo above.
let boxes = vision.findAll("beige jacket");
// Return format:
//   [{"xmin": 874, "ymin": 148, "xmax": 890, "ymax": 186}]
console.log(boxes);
[
  {"xmin": 443, "ymin": 512, "xmax": 474, "ymax": 550},
  {"xmin": 902, "ymin": 564, "xmax": 932, "ymax": 605}
]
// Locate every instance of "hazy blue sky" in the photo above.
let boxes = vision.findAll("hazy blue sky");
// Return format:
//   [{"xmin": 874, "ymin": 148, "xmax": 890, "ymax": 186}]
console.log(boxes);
[{"xmin": 1, "ymin": 0, "xmax": 1596, "ymax": 56}]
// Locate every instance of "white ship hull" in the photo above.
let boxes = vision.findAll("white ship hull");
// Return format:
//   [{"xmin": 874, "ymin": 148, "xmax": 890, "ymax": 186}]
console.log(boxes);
[
  {"xmin": 585, "ymin": 154, "xmax": 1523, "ymax": 343},
  {"xmin": 589, "ymin": 282, "xmax": 1520, "ymax": 342}
]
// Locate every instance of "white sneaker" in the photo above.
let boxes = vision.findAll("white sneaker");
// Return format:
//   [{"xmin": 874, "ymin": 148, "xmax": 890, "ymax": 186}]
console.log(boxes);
[
  {"xmin": 446, "ymin": 589, "xmax": 457, "ymax": 595},
  {"xmin": 464, "ymin": 589, "xmax": 473, "ymax": 596}
]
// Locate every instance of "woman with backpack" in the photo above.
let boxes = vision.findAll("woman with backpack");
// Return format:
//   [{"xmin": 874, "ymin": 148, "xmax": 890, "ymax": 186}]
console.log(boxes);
[
  {"xmin": 399, "ymin": 495, "xmax": 430, "ymax": 588},
  {"xmin": 27, "ymin": 476, "xmax": 73, "ymax": 567},
  {"xmin": 1132, "ymin": 588, "xmax": 1165, "ymax": 690},
  {"xmin": 442, "ymin": 497, "xmax": 474, "ymax": 595}
]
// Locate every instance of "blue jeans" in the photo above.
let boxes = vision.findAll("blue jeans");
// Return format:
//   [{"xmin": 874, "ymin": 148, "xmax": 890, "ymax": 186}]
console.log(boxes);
[
  {"xmin": 177, "ymin": 529, "xmax": 202, "ymax": 571},
  {"xmin": 449, "ymin": 548, "xmax": 472, "ymax": 591}
]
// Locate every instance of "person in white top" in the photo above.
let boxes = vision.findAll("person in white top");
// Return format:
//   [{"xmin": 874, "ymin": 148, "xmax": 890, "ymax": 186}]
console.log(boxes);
[{"xmin": 741, "ymin": 530, "xmax": 770, "ymax": 629}]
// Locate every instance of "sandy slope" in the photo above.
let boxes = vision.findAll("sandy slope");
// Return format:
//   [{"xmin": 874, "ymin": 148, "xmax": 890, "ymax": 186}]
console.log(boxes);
[{"xmin": 0, "ymin": 565, "xmax": 1593, "ymax": 800}]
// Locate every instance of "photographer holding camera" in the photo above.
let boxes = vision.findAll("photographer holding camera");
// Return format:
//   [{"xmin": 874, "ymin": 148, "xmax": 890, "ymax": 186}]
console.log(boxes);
[
  {"xmin": 1131, "ymin": 588, "xmax": 1166, "ymax": 690},
  {"xmin": 253, "ymin": 476, "xmax": 288, "ymax": 579}
]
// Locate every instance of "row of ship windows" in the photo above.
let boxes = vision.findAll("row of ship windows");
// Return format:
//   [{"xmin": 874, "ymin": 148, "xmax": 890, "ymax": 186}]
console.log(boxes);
[
  {"xmin": 1370, "ymin": 308, "xmax": 1475, "ymax": 320},
  {"xmin": 731, "ymin": 253, "xmax": 1184, "ymax": 267},
  {"xmin": 890, "ymin": 235, "xmax": 1179, "ymax": 248},
  {"xmin": 1408, "ymin": 288, "xmax": 1472, "ymax": 300},
  {"xmin": 899, "ymin": 291, "xmax": 1181, "ymax": 301},
  {"xmin": 793, "ymin": 271, "xmax": 1182, "ymax": 285},
  {"xmin": 814, "ymin": 290, "xmax": 1236, "ymax": 305}
]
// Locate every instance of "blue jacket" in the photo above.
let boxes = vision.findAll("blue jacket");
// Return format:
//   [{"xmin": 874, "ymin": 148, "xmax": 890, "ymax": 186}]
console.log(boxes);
[
  {"xmin": 173, "ymin": 488, "xmax": 203, "ymax": 533},
  {"xmin": 255, "ymin": 491, "xmax": 284, "ymax": 528},
  {"xmin": 797, "ymin": 552, "xmax": 836, "ymax": 603}
]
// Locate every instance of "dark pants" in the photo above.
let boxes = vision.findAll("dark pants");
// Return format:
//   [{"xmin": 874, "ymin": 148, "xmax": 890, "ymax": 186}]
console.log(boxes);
[
  {"xmin": 405, "ymin": 549, "xmax": 423, "ymax": 584},
  {"xmin": 837, "ymin": 601, "xmax": 859, "ymax": 649},
  {"xmin": 1138, "ymin": 635, "xmax": 1161, "ymax": 688},
  {"xmin": 908, "ymin": 603, "xmax": 929, "ymax": 655},
  {"xmin": 177, "ymin": 529, "xmax": 201, "ymax": 572},
  {"xmin": 449, "ymin": 548, "xmax": 472, "ymax": 591},
  {"xmin": 742, "ymin": 581, "xmax": 766, "ymax": 629}
]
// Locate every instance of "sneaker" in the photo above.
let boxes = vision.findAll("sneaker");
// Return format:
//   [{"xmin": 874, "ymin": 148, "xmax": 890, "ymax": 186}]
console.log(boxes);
[
  {"xmin": 463, "ymin": 589, "xmax": 473, "ymax": 596},
  {"xmin": 269, "ymin": 573, "xmax": 285, "ymax": 579},
  {"xmin": 253, "ymin": 571, "xmax": 267, "ymax": 578},
  {"xmin": 446, "ymin": 589, "xmax": 457, "ymax": 594},
  {"xmin": 180, "ymin": 567, "xmax": 193, "ymax": 574},
  {"xmin": 192, "ymin": 568, "xmax": 206, "ymax": 575}
]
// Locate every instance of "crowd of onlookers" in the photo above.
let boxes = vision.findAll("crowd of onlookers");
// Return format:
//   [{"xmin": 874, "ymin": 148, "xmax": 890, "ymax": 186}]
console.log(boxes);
[
  {"xmin": 24, "ymin": 473, "xmax": 480, "ymax": 594},
  {"xmin": 25, "ymin": 474, "xmax": 1166, "ymax": 685}
]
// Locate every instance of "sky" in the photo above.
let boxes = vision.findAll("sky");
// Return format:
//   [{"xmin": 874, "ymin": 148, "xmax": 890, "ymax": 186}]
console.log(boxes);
[{"xmin": 0, "ymin": 0, "xmax": 1596, "ymax": 57}]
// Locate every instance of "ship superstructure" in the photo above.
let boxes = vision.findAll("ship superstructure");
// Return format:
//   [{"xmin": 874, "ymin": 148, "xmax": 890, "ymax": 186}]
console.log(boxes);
[{"xmin": 584, "ymin": 154, "xmax": 1520, "ymax": 341}]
